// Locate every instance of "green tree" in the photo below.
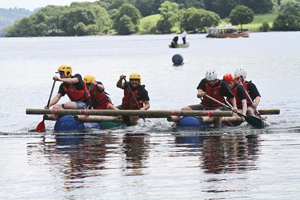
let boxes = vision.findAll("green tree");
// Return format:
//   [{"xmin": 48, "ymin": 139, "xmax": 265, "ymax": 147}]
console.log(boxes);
[
  {"xmin": 240, "ymin": 0, "xmax": 277, "ymax": 14},
  {"xmin": 278, "ymin": 0, "xmax": 300, "ymax": 11},
  {"xmin": 229, "ymin": 5, "xmax": 254, "ymax": 29},
  {"xmin": 108, "ymin": 0, "xmax": 127, "ymax": 10},
  {"xmin": 16, "ymin": 17, "xmax": 36, "ymax": 36},
  {"xmin": 212, "ymin": 0, "xmax": 238, "ymax": 18},
  {"xmin": 4, "ymin": 25, "xmax": 19, "ymax": 37},
  {"xmin": 117, "ymin": 15, "xmax": 135, "ymax": 34},
  {"xmin": 75, "ymin": 22, "xmax": 87, "ymax": 35},
  {"xmin": 61, "ymin": 8, "xmax": 97, "ymax": 35},
  {"xmin": 135, "ymin": 0, "xmax": 154, "ymax": 16},
  {"xmin": 108, "ymin": 9, "xmax": 119, "ymax": 21},
  {"xmin": 156, "ymin": 1, "xmax": 179, "ymax": 33},
  {"xmin": 180, "ymin": 8, "xmax": 221, "ymax": 32},
  {"xmin": 114, "ymin": 4, "xmax": 141, "ymax": 29},
  {"xmin": 185, "ymin": 0, "xmax": 205, "ymax": 9},
  {"xmin": 35, "ymin": 22, "xmax": 48, "ymax": 35},
  {"xmin": 273, "ymin": 6, "xmax": 300, "ymax": 30},
  {"xmin": 86, "ymin": 24, "xmax": 99, "ymax": 35},
  {"xmin": 259, "ymin": 21, "xmax": 271, "ymax": 31}
]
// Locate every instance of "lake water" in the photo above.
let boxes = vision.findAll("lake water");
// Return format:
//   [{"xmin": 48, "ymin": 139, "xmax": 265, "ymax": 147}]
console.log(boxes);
[{"xmin": 1, "ymin": 32, "xmax": 300, "ymax": 199}]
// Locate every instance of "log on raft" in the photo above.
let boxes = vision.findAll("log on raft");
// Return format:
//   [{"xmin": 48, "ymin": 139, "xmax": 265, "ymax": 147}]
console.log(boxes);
[
  {"xmin": 26, "ymin": 109, "xmax": 233, "ymax": 117},
  {"xmin": 74, "ymin": 115, "xmax": 124, "ymax": 122},
  {"xmin": 43, "ymin": 114, "xmax": 124, "ymax": 122},
  {"xmin": 167, "ymin": 115, "xmax": 267, "ymax": 122},
  {"xmin": 257, "ymin": 109, "xmax": 280, "ymax": 115}
]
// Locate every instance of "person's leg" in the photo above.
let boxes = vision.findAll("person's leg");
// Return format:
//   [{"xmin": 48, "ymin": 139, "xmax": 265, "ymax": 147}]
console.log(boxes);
[
  {"xmin": 63, "ymin": 101, "xmax": 78, "ymax": 109},
  {"xmin": 52, "ymin": 104, "xmax": 64, "ymax": 109},
  {"xmin": 247, "ymin": 106, "xmax": 255, "ymax": 117},
  {"xmin": 181, "ymin": 106, "xmax": 192, "ymax": 110},
  {"xmin": 106, "ymin": 102, "xmax": 119, "ymax": 110}
]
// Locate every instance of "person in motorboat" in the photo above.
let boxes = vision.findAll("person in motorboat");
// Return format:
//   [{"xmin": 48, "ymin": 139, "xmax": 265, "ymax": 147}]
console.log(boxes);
[
  {"xmin": 83, "ymin": 74, "xmax": 118, "ymax": 110},
  {"xmin": 181, "ymin": 29, "xmax": 187, "ymax": 44},
  {"xmin": 170, "ymin": 36, "xmax": 179, "ymax": 48},
  {"xmin": 181, "ymin": 69, "xmax": 238, "ymax": 128},
  {"xmin": 223, "ymin": 73, "xmax": 247, "ymax": 120},
  {"xmin": 45, "ymin": 65, "xmax": 92, "ymax": 110},
  {"xmin": 116, "ymin": 73, "xmax": 150, "ymax": 123},
  {"xmin": 233, "ymin": 68, "xmax": 261, "ymax": 117}
]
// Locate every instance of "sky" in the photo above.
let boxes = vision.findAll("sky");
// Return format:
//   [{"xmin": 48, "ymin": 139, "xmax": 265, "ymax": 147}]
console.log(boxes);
[{"xmin": 2, "ymin": 0, "xmax": 92, "ymax": 11}]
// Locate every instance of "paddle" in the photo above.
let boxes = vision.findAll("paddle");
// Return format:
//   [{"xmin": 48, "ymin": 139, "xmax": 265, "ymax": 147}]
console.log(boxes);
[
  {"xmin": 204, "ymin": 94, "xmax": 266, "ymax": 128},
  {"xmin": 238, "ymin": 80, "xmax": 263, "ymax": 119},
  {"xmin": 35, "ymin": 80, "xmax": 56, "ymax": 132},
  {"xmin": 123, "ymin": 78, "xmax": 146, "ymax": 122}
]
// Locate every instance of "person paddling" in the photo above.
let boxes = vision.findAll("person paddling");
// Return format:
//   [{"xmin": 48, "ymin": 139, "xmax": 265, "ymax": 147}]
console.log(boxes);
[
  {"xmin": 116, "ymin": 73, "xmax": 150, "ymax": 124},
  {"xmin": 234, "ymin": 68, "xmax": 261, "ymax": 117},
  {"xmin": 83, "ymin": 74, "xmax": 118, "ymax": 110},
  {"xmin": 223, "ymin": 73, "xmax": 247, "ymax": 119},
  {"xmin": 44, "ymin": 65, "xmax": 92, "ymax": 110},
  {"xmin": 181, "ymin": 69, "xmax": 238, "ymax": 128}
]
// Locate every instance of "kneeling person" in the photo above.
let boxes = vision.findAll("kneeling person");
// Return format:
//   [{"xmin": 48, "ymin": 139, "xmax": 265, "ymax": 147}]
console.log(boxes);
[
  {"xmin": 223, "ymin": 73, "xmax": 247, "ymax": 118},
  {"xmin": 116, "ymin": 73, "xmax": 150, "ymax": 123},
  {"xmin": 84, "ymin": 74, "xmax": 118, "ymax": 110},
  {"xmin": 45, "ymin": 65, "xmax": 92, "ymax": 110},
  {"xmin": 181, "ymin": 69, "xmax": 238, "ymax": 128}
]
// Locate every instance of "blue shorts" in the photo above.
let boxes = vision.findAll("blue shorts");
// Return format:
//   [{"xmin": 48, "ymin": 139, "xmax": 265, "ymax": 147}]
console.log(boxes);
[{"xmin": 76, "ymin": 102, "xmax": 88, "ymax": 109}]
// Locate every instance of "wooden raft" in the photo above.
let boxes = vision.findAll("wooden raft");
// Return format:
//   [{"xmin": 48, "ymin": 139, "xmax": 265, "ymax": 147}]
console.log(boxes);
[{"xmin": 26, "ymin": 109, "xmax": 233, "ymax": 117}]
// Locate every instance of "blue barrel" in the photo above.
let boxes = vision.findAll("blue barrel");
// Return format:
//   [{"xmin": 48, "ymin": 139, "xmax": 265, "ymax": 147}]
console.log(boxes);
[
  {"xmin": 172, "ymin": 54, "xmax": 183, "ymax": 65},
  {"xmin": 54, "ymin": 115, "xmax": 85, "ymax": 131},
  {"xmin": 177, "ymin": 116, "xmax": 215, "ymax": 128}
]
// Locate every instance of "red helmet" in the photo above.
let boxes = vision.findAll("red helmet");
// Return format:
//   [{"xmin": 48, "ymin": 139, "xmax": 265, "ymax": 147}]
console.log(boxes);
[{"xmin": 223, "ymin": 73, "xmax": 234, "ymax": 83}]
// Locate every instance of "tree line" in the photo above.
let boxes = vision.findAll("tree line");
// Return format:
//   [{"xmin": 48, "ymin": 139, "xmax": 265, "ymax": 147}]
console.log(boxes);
[{"xmin": 3, "ymin": 0, "xmax": 300, "ymax": 37}]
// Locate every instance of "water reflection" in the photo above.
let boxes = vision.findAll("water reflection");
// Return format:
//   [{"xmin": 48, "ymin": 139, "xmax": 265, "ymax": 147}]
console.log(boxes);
[
  {"xmin": 122, "ymin": 133, "xmax": 149, "ymax": 176},
  {"xmin": 175, "ymin": 133, "xmax": 260, "ymax": 174},
  {"xmin": 27, "ymin": 133, "xmax": 150, "ymax": 191},
  {"xmin": 27, "ymin": 133, "xmax": 119, "ymax": 191}
]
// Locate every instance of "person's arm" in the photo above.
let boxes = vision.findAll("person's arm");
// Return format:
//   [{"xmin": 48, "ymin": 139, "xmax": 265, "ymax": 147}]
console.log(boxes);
[
  {"xmin": 241, "ymin": 99, "xmax": 247, "ymax": 116},
  {"xmin": 253, "ymin": 96, "xmax": 260, "ymax": 109},
  {"xmin": 116, "ymin": 75, "xmax": 126, "ymax": 89},
  {"xmin": 53, "ymin": 75, "xmax": 79, "ymax": 84},
  {"xmin": 141, "ymin": 100, "xmax": 150, "ymax": 110},
  {"xmin": 229, "ymin": 97, "xmax": 238, "ymax": 113},
  {"xmin": 197, "ymin": 89, "xmax": 205, "ymax": 98},
  {"xmin": 45, "ymin": 93, "xmax": 62, "ymax": 109},
  {"xmin": 91, "ymin": 81, "xmax": 104, "ymax": 91}
]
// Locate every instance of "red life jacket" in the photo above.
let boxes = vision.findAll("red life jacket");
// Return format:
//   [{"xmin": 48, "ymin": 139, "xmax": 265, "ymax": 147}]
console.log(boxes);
[
  {"xmin": 63, "ymin": 83, "xmax": 91, "ymax": 102},
  {"xmin": 89, "ymin": 86, "xmax": 111, "ymax": 109},
  {"xmin": 227, "ymin": 85, "xmax": 242, "ymax": 108},
  {"xmin": 243, "ymin": 82, "xmax": 254, "ymax": 105},
  {"xmin": 121, "ymin": 86, "xmax": 143, "ymax": 109},
  {"xmin": 202, "ymin": 81, "xmax": 223, "ymax": 107}
]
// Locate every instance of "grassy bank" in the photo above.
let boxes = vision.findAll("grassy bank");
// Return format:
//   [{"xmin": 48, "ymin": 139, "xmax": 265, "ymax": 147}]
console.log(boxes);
[{"xmin": 138, "ymin": 12, "xmax": 279, "ymax": 33}]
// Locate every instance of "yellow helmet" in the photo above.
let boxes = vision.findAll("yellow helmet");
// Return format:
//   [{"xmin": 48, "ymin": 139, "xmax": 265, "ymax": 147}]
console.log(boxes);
[
  {"xmin": 83, "ymin": 74, "xmax": 96, "ymax": 84},
  {"xmin": 129, "ymin": 73, "xmax": 141, "ymax": 83},
  {"xmin": 57, "ymin": 65, "xmax": 72, "ymax": 78}
]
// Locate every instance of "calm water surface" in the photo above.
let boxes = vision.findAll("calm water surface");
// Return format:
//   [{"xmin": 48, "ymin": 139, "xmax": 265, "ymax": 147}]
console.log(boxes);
[{"xmin": 1, "ymin": 32, "xmax": 300, "ymax": 199}]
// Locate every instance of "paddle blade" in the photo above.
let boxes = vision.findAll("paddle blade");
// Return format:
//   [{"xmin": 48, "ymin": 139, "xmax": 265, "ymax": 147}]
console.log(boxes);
[
  {"xmin": 244, "ymin": 116, "xmax": 266, "ymax": 128},
  {"xmin": 35, "ymin": 120, "xmax": 46, "ymax": 132}
]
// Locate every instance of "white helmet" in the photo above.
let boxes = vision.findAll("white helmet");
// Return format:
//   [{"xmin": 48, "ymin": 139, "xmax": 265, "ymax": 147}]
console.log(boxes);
[
  {"xmin": 205, "ymin": 69, "xmax": 218, "ymax": 81},
  {"xmin": 234, "ymin": 68, "xmax": 247, "ymax": 79}
]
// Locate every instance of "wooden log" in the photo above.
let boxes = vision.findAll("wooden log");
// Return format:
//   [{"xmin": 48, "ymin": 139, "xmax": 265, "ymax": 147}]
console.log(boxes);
[
  {"xmin": 43, "ymin": 114, "xmax": 58, "ymax": 120},
  {"xmin": 26, "ymin": 109, "xmax": 233, "ymax": 117},
  {"xmin": 198, "ymin": 115, "xmax": 267, "ymax": 123},
  {"xmin": 167, "ymin": 115, "xmax": 267, "ymax": 122},
  {"xmin": 257, "ymin": 109, "xmax": 280, "ymax": 115},
  {"xmin": 74, "ymin": 115, "xmax": 124, "ymax": 122}
]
